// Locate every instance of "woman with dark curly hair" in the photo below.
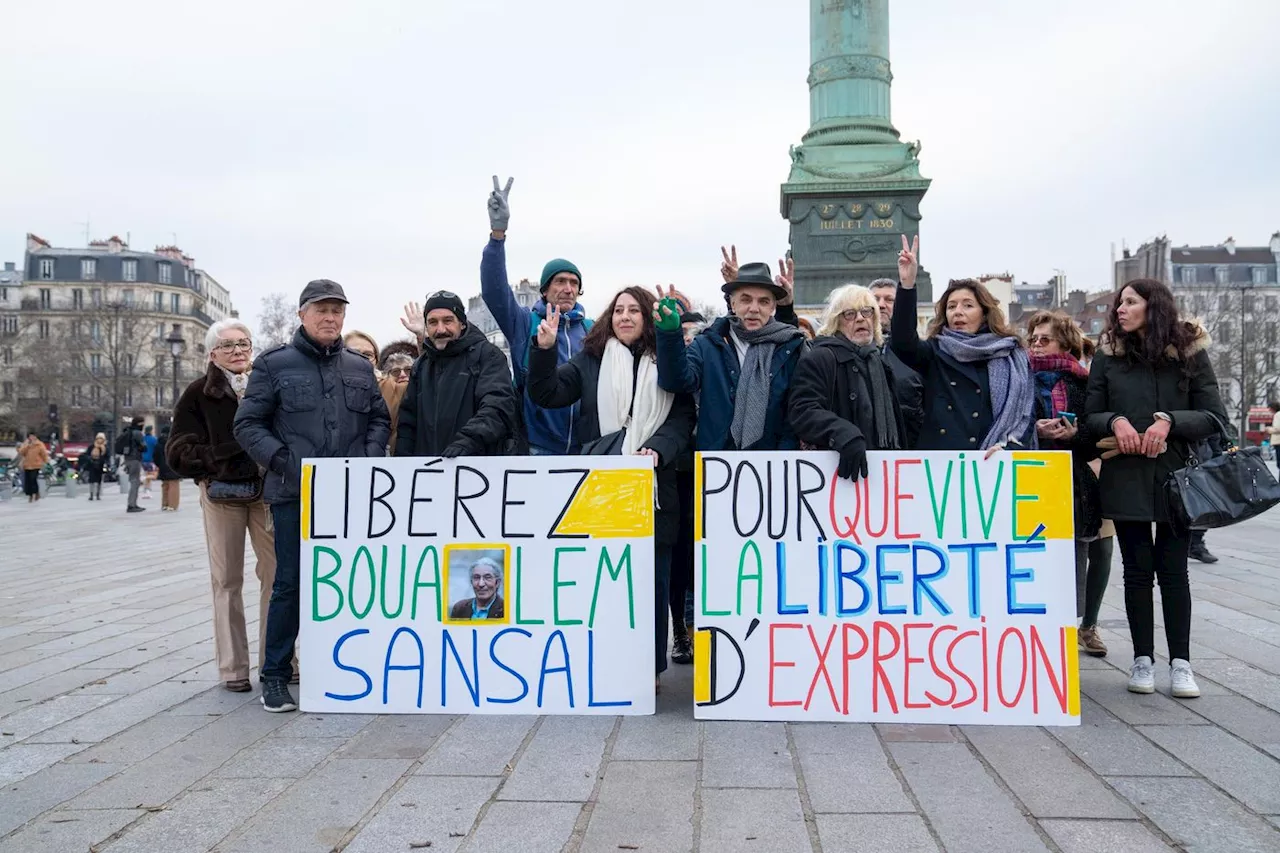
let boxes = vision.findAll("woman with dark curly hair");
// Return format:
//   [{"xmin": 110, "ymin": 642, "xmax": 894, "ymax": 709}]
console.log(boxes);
[{"xmin": 1085, "ymin": 278, "xmax": 1227, "ymax": 699}]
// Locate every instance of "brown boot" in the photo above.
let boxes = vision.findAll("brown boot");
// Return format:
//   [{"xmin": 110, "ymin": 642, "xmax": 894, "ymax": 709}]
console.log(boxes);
[{"xmin": 1078, "ymin": 625, "xmax": 1108, "ymax": 657}]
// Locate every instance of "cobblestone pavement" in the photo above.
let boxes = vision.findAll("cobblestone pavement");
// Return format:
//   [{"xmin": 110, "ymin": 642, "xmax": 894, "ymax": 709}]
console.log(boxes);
[{"xmin": 2, "ymin": 480, "xmax": 1279, "ymax": 852}]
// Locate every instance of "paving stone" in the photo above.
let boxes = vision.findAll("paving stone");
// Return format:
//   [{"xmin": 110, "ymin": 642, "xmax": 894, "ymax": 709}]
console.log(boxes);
[
  {"xmin": 214, "ymin": 736, "xmax": 346, "ymax": 779},
  {"xmin": 25, "ymin": 679, "xmax": 213, "ymax": 744},
  {"xmin": 64, "ymin": 713, "xmax": 213, "ymax": 766},
  {"xmin": 963, "ymin": 725, "xmax": 1135, "ymax": 818},
  {"xmin": 0, "ymin": 741, "xmax": 89, "ymax": 786},
  {"xmin": 1049, "ymin": 697, "xmax": 1195, "ymax": 777},
  {"xmin": 1078, "ymin": 666, "xmax": 1209, "ymax": 725},
  {"xmin": 579, "ymin": 761, "xmax": 696, "ymax": 853},
  {"xmin": 0, "ymin": 667, "xmax": 127, "ymax": 718},
  {"xmin": 1039, "ymin": 818, "xmax": 1176, "ymax": 853},
  {"xmin": 100, "ymin": 776, "xmax": 293, "ymax": 853},
  {"xmin": 343, "ymin": 775, "xmax": 499, "ymax": 853},
  {"xmin": 876, "ymin": 723, "xmax": 959, "ymax": 742},
  {"xmin": 273, "ymin": 712, "xmax": 377, "ymax": 739},
  {"xmin": 1108, "ymin": 777, "xmax": 1280, "ymax": 853},
  {"xmin": 702, "ymin": 721, "xmax": 796, "ymax": 789},
  {"xmin": 699, "ymin": 788, "xmax": 811, "ymax": 853},
  {"xmin": 815, "ymin": 814, "xmax": 940, "ymax": 853},
  {"xmin": 1186, "ymin": 695, "xmax": 1280, "ymax": 757},
  {"xmin": 166, "ymin": 686, "xmax": 261, "ymax": 716},
  {"xmin": 217, "ymin": 758, "xmax": 412, "ymax": 852},
  {"xmin": 0, "ymin": 760, "xmax": 123, "ymax": 836},
  {"xmin": 415, "ymin": 715, "xmax": 537, "ymax": 776},
  {"xmin": 457, "ymin": 801, "xmax": 582, "ymax": 853},
  {"xmin": 498, "ymin": 715, "xmax": 613, "ymax": 802},
  {"xmin": 1137, "ymin": 724, "xmax": 1280, "ymax": 814},
  {"xmin": 1192, "ymin": 659, "xmax": 1280, "ymax": 713},
  {"xmin": 791, "ymin": 723, "xmax": 913, "ymax": 813},
  {"xmin": 887, "ymin": 741, "xmax": 1051, "ymax": 853},
  {"xmin": 0, "ymin": 807, "xmax": 141, "ymax": 853},
  {"xmin": 334, "ymin": 713, "xmax": 456, "ymax": 759},
  {"xmin": 0, "ymin": 693, "xmax": 118, "ymax": 743},
  {"xmin": 611, "ymin": 708, "xmax": 699, "ymax": 761}
]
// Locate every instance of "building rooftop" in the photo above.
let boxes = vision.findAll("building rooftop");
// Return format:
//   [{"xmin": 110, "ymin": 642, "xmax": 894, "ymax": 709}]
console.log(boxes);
[{"xmin": 1171, "ymin": 246, "xmax": 1275, "ymax": 265}]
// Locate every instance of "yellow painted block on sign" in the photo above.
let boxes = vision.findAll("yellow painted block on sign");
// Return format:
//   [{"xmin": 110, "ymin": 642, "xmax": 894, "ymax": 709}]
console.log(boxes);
[
  {"xmin": 300, "ymin": 463, "xmax": 313, "ymax": 541},
  {"xmin": 693, "ymin": 629, "xmax": 711, "ymax": 704},
  {"xmin": 1064, "ymin": 625, "xmax": 1081, "ymax": 717},
  {"xmin": 1009, "ymin": 451, "xmax": 1074, "ymax": 541},
  {"xmin": 553, "ymin": 469, "xmax": 654, "ymax": 538}
]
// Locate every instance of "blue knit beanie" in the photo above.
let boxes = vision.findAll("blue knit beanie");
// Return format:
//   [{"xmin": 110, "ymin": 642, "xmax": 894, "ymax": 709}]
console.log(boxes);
[{"xmin": 539, "ymin": 259, "xmax": 582, "ymax": 294}]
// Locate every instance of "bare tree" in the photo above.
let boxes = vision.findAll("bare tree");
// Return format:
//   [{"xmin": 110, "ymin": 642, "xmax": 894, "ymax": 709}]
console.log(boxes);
[{"xmin": 257, "ymin": 293, "xmax": 298, "ymax": 350}]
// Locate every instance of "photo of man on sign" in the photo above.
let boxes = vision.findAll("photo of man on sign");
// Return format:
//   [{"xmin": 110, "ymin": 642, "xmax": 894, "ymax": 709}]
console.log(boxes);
[{"xmin": 447, "ymin": 550, "xmax": 507, "ymax": 622}]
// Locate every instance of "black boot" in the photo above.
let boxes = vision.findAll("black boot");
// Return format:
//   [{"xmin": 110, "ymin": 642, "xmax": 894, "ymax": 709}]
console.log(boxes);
[
  {"xmin": 1189, "ymin": 542, "xmax": 1218, "ymax": 563},
  {"xmin": 671, "ymin": 633, "xmax": 693, "ymax": 665}
]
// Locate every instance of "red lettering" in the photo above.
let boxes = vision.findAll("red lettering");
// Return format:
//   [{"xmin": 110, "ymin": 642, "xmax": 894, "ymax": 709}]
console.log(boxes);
[
  {"xmin": 901, "ymin": 623, "xmax": 931, "ymax": 709},
  {"xmin": 1030, "ymin": 626, "xmax": 1069, "ymax": 713},
  {"xmin": 948, "ymin": 629, "xmax": 979, "ymax": 709},
  {"xmin": 861, "ymin": 461, "xmax": 891, "ymax": 539},
  {"xmin": 893, "ymin": 459, "xmax": 922, "ymax": 539},
  {"xmin": 981, "ymin": 617, "xmax": 990, "ymax": 712},
  {"xmin": 841, "ymin": 623, "xmax": 869, "ymax": 714},
  {"xmin": 871, "ymin": 621, "xmax": 901, "ymax": 714},
  {"xmin": 803, "ymin": 625, "xmax": 840, "ymax": 712},
  {"xmin": 925, "ymin": 625, "xmax": 958, "ymax": 706},
  {"xmin": 828, "ymin": 475, "xmax": 861, "ymax": 544},
  {"xmin": 996, "ymin": 627, "xmax": 1028, "ymax": 709},
  {"xmin": 768, "ymin": 623, "xmax": 803, "ymax": 707}
]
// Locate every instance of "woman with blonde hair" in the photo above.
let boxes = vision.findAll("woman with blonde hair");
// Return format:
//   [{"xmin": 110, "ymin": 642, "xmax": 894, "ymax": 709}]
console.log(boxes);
[
  {"xmin": 78, "ymin": 433, "xmax": 109, "ymax": 500},
  {"xmin": 343, "ymin": 331, "xmax": 380, "ymax": 369},
  {"xmin": 790, "ymin": 284, "xmax": 905, "ymax": 480}
]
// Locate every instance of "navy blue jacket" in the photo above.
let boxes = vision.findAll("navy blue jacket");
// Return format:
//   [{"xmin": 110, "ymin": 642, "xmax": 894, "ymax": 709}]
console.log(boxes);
[
  {"xmin": 480, "ymin": 237, "xmax": 591, "ymax": 454},
  {"xmin": 233, "ymin": 328, "xmax": 391, "ymax": 504},
  {"xmin": 654, "ymin": 316, "xmax": 805, "ymax": 452}
]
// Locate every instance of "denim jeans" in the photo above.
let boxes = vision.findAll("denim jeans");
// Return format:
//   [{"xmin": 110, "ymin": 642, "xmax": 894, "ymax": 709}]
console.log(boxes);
[
  {"xmin": 262, "ymin": 501, "xmax": 301, "ymax": 681},
  {"xmin": 125, "ymin": 460, "xmax": 142, "ymax": 508}
]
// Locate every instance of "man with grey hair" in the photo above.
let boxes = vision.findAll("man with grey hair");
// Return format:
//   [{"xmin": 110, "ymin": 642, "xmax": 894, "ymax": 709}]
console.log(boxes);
[
  {"xmin": 869, "ymin": 277, "xmax": 923, "ymax": 448},
  {"xmin": 450, "ymin": 556, "xmax": 505, "ymax": 619},
  {"xmin": 234, "ymin": 279, "xmax": 390, "ymax": 712}
]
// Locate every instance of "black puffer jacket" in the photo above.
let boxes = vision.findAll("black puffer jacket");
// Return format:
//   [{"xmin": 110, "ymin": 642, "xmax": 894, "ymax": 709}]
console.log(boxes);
[
  {"xmin": 527, "ymin": 342, "xmax": 696, "ymax": 547},
  {"xmin": 395, "ymin": 325, "xmax": 518, "ymax": 457},
  {"xmin": 789, "ymin": 334, "xmax": 907, "ymax": 453},
  {"xmin": 233, "ymin": 327, "xmax": 391, "ymax": 504},
  {"xmin": 1084, "ymin": 323, "xmax": 1226, "ymax": 522}
]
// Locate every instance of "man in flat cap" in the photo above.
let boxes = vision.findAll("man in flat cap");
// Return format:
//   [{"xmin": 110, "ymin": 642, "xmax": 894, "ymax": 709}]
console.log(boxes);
[
  {"xmin": 233, "ymin": 279, "xmax": 391, "ymax": 713},
  {"xmin": 395, "ymin": 290, "xmax": 518, "ymax": 457}
]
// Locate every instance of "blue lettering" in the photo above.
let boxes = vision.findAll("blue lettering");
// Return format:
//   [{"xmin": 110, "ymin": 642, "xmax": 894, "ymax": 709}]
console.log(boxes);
[
  {"xmin": 537, "ymin": 630, "xmax": 575, "ymax": 709},
  {"xmin": 382, "ymin": 626, "xmax": 425, "ymax": 708},
  {"xmin": 324, "ymin": 628, "xmax": 372, "ymax": 702},
  {"xmin": 587, "ymin": 629, "xmax": 631, "ymax": 708},
  {"xmin": 835, "ymin": 540, "xmax": 870, "ymax": 617},
  {"xmin": 875, "ymin": 544, "xmax": 910, "ymax": 615},
  {"xmin": 440, "ymin": 628, "xmax": 480, "ymax": 707},
  {"xmin": 775, "ymin": 541, "xmax": 807, "ymax": 615},
  {"xmin": 486, "ymin": 628, "xmax": 531, "ymax": 704},
  {"xmin": 947, "ymin": 542, "xmax": 998, "ymax": 617},
  {"xmin": 1005, "ymin": 542, "xmax": 1048, "ymax": 615},
  {"xmin": 911, "ymin": 542, "xmax": 953, "ymax": 617}
]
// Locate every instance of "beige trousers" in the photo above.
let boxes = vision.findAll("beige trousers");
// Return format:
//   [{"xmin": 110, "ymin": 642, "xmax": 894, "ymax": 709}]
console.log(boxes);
[
  {"xmin": 161, "ymin": 480, "xmax": 180, "ymax": 509},
  {"xmin": 199, "ymin": 483, "xmax": 276, "ymax": 682}
]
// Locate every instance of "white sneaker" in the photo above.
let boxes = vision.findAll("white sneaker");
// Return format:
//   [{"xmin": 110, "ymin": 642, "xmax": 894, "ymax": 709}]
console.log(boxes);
[
  {"xmin": 1170, "ymin": 659, "xmax": 1200, "ymax": 698},
  {"xmin": 1128, "ymin": 656, "xmax": 1155, "ymax": 694}
]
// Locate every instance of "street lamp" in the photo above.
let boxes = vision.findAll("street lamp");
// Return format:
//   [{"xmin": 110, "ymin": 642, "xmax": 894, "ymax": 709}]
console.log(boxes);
[{"xmin": 165, "ymin": 324, "xmax": 186, "ymax": 413}]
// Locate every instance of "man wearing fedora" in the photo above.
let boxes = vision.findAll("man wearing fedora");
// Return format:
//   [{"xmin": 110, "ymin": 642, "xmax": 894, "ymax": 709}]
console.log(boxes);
[
  {"xmin": 480, "ymin": 175, "xmax": 593, "ymax": 455},
  {"xmin": 653, "ymin": 261, "xmax": 807, "ymax": 451},
  {"xmin": 234, "ymin": 279, "xmax": 390, "ymax": 712}
]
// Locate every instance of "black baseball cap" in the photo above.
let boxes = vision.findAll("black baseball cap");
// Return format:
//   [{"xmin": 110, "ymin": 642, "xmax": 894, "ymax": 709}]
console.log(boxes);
[{"xmin": 299, "ymin": 279, "xmax": 349, "ymax": 308}]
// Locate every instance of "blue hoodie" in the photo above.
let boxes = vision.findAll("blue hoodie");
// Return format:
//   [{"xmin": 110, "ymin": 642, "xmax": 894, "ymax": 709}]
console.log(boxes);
[{"xmin": 480, "ymin": 238, "xmax": 591, "ymax": 454}]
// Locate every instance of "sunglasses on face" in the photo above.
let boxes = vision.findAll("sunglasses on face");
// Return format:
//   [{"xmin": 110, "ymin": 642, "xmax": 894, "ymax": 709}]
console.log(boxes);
[
  {"xmin": 214, "ymin": 340, "xmax": 252, "ymax": 352},
  {"xmin": 387, "ymin": 366, "xmax": 412, "ymax": 378},
  {"xmin": 428, "ymin": 290, "xmax": 458, "ymax": 299},
  {"xmin": 1028, "ymin": 335, "xmax": 1055, "ymax": 346},
  {"xmin": 839, "ymin": 307, "xmax": 877, "ymax": 321}
]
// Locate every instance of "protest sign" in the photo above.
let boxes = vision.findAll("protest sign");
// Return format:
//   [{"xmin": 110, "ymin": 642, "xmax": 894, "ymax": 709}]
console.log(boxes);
[
  {"xmin": 693, "ymin": 450, "xmax": 1080, "ymax": 726},
  {"xmin": 298, "ymin": 456, "xmax": 656, "ymax": 715}
]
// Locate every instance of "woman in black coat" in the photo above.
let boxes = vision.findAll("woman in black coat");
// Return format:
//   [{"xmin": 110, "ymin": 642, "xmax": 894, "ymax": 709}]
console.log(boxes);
[
  {"xmin": 790, "ymin": 284, "xmax": 906, "ymax": 479},
  {"xmin": 527, "ymin": 286, "xmax": 696, "ymax": 692},
  {"xmin": 1085, "ymin": 278, "xmax": 1227, "ymax": 700},
  {"xmin": 154, "ymin": 425, "xmax": 182, "ymax": 511},
  {"xmin": 889, "ymin": 238, "xmax": 1035, "ymax": 453},
  {"xmin": 77, "ymin": 432, "xmax": 109, "ymax": 500},
  {"xmin": 1026, "ymin": 310, "xmax": 1109, "ymax": 658}
]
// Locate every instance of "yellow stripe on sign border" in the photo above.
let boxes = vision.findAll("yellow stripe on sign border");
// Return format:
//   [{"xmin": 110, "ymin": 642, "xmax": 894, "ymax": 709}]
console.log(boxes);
[
  {"xmin": 1064, "ymin": 625, "xmax": 1081, "ymax": 717},
  {"xmin": 694, "ymin": 452, "xmax": 704, "ymax": 542},
  {"xmin": 693, "ymin": 628, "xmax": 711, "ymax": 704},
  {"xmin": 300, "ymin": 463, "xmax": 313, "ymax": 541}
]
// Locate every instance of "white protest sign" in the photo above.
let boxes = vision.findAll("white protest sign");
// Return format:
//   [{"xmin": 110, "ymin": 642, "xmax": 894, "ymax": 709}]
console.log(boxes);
[{"xmin": 298, "ymin": 456, "xmax": 656, "ymax": 715}]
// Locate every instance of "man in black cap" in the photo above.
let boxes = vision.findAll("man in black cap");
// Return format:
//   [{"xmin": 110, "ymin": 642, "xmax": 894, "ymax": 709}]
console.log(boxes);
[
  {"xmin": 233, "ymin": 279, "xmax": 390, "ymax": 713},
  {"xmin": 653, "ymin": 263, "xmax": 806, "ymax": 452},
  {"xmin": 395, "ymin": 291, "xmax": 518, "ymax": 457}
]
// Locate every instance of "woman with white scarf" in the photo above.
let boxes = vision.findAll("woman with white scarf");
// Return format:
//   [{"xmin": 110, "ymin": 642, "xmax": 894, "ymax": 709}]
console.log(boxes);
[
  {"xmin": 527, "ymin": 286, "xmax": 697, "ymax": 692},
  {"xmin": 168, "ymin": 320, "xmax": 281, "ymax": 694}
]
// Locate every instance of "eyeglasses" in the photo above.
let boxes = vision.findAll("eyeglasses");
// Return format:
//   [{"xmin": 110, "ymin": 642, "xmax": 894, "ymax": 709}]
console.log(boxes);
[
  {"xmin": 214, "ymin": 340, "xmax": 252, "ymax": 352},
  {"xmin": 387, "ymin": 367, "xmax": 412, "ymax": 378},
  {"xmin": 839, "ymin": 307, "xmax": 877, "ymax": 321},
  {"xmin": 428, "ymin": 290, "xmax": 458, "ymax": 300},
  {"xmin": 1028, "ymin": 335, "xmax": 1055, "ymax": 346},
  {"xmin": 472, "ymin": 573, "xmax": 497, "ymax": 583}
]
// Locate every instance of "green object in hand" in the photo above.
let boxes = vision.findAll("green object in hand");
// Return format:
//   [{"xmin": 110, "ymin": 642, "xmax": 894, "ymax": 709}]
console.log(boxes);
[{"xmin": 654, "ymin": 296, "xmax": 682, "ymax": 331}]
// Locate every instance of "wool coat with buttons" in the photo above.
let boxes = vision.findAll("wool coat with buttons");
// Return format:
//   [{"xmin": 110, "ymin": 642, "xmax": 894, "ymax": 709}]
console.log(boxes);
[{"xmin": 888, "ymin": 285, "xmax": 1034, "ymax": 451}]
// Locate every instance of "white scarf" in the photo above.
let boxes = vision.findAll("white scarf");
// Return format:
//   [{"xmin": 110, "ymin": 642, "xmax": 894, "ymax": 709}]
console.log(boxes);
[
  {"xmin": 597, "ymin": 337, "xmax": 673, "ymax": 457},
  {"xmin": 219, "ymin": 367, "xmax": 250, "ymax": 399}
]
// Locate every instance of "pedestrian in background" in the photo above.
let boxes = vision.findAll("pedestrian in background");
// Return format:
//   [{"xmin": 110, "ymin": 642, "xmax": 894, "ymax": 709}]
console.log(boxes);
[
  {"xmin": 154, "ymin": 424, "xmax": 181, "ymax": 511},
  {"xmin": 141, "ymin": 424, "xmax": 157, "ymax": 500},
  {"xmin": 16, "ymin": 433, "xmax": 48, "ymax": 503},
  {"xmin": 78, "ymin": 432, "xmax": 108, "ymax": 500},
  {"xmin": 116, "ymin": 416, "xmax": 147, "ymax": 513}
]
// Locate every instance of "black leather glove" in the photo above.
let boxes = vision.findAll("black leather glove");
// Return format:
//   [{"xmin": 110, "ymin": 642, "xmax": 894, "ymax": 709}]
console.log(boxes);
[
  {"xmin": 441, "ymin": 442, "xmax": 469, "ymax": 458},
  {"xmin": 837, "ymin": 437, "xmax": 868, "ymax": 482}
]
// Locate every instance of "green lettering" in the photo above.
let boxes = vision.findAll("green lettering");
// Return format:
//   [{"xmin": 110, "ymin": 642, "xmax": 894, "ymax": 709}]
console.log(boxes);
[
  {"xmin": 410, "ymin": 546, "xmax": 441, "ymax": 620},
  {"xmin": 701, "ymin": 543, "xmax": 730, "ymax": 617},
  {"xmin": 736, "ymin": 540, "xmax": 764, "ymax": 616},
  {"xmin": 379, "ymin": 544, "xmax": 407, "ymax": 619},
  {"xmin": 973, "ymin": 460, "xmax": 1005, "ymax": 539},
  {"xmin": 1011, "ymin": 459, "xmax": 1045, "ymax": 541},
  {"xmin": 311, "ymin": 546, "xmax": 343, "ymax": 621},
  {"xmin": 959, "ymin": 453, "xmax": 969, "ymax": 538},
  {"xmin": 553, "ymin": 547, "xmax": 586, "ymax": 626},
  {"xmin": 515, "ymin": 546, "xmax": 544, "ymax": 625},
  {"xmin": 588, "ymin": 545, "xmax": 635, "ymax": 629},
  {"xmin": 924, "ymin": 459, "xmax": 953, "ymax": 538},
  {"xmin": 350, "ymin": 546, "xmax": 377, "ymax": 619}
]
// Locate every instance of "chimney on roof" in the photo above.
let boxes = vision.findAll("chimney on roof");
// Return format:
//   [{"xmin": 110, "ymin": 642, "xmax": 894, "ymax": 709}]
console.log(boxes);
[
  {"xmin": 1066, "ymin": 290, "xmax": 1086, "ymax": 316},
  {"xmin": 26, "ymin": 233, "xmax": 50, "ymax": 252},
  {"xmin": 1270, "ymin": 232, "xmax": 1280, "ymax": 254},
  {"xmin": 1224, "ymin": 237, "xmax": 1236, "ymax": 255},
  {"xmin": 107, "ymin": 235, "xmax": 126, "ymax": 254}
]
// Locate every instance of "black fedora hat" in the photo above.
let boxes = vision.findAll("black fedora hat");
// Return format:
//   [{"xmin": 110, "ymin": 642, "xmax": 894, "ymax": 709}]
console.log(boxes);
[{"xmin": 721, "ymin": 262, "xmax": 788, "ymax": 301}]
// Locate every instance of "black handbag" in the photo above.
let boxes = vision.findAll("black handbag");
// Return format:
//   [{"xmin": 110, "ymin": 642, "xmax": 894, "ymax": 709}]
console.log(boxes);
[
  {"xmin": 205, "ymin": 478, "xmax": 263, "ymax": 505},
  {"xmin": 1165, "ymin": 414, "xmax": 1280, "ymax": 531},
  {"xmin": 579, "ymin": 428, "xmax": 626, "ymax": 456}
]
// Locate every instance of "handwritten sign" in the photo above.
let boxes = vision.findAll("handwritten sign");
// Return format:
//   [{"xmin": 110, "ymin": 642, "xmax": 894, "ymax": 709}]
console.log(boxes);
[
  {"xmin": 298, "ymin": 456, "xmax": 656, "ymax": 715},
  {"xmin": 693, "ymin": 451, "xmax": 1080, "ymax": 726}
]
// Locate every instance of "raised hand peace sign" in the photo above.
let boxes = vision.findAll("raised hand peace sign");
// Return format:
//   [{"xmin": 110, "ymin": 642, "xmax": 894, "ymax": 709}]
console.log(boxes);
[
  {"xmin": 536, "ymin": 305, "xmax": 561, "ymax": 350},
  {"xmin": 720, "ymin": 245, "xmax": 739, "ymax": 283},
  {"xmin": 488, "ymin": 175, "xmax": 514, "ymax": 233},
  {"xmin": 655, "ymin": 284, "xmax": 691, "ymax": 313},
  {"xmin": 898, "ymin": 234, "xmax": 919, "ymax": 290},
  {"xmin": 775, "ymin": 255, "xmax": 795, "ymax": 306}
]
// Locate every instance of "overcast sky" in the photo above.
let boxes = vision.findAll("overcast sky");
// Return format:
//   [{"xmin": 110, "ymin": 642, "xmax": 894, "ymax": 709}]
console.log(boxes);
[{"xmin": 3, "ymin": 0, "xmax": 1277, "ymax": 344}]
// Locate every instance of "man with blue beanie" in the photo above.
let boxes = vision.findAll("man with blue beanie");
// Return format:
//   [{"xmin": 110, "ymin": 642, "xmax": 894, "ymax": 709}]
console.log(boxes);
[{"xmin": 480, "ymin": 175, "xmax": 593, "ymax": 454}]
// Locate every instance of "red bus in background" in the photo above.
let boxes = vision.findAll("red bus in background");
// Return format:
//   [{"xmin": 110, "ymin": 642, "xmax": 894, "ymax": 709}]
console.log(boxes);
[{"xmin": 1245, "ymin": 406, "xmax": 1276, "ymax": 447}]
